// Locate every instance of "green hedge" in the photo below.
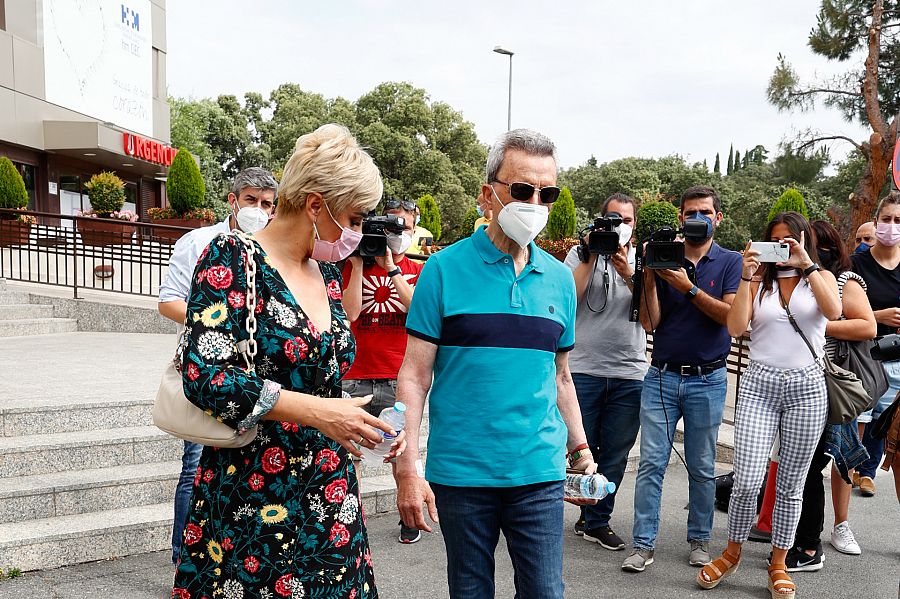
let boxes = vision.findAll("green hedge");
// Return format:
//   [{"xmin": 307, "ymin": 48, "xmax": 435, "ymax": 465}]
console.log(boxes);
[
  {"xmin": 767, "ymin": 188, "xmax": 808, "ymax": 222},
  {"xmin": 417, "ymin": 194, "xmax": 441, "ymax": 241},
  {"xmin": 167, "ymin": 149, "xmax": 206, "ymax": 216},
  {"xmin": 547, "ymin": 187, "xmax": 576, "ymax": 240},
  {"xmin": 635, "ymin": 199, "xmax": 680, "ymax": 243},
  {"xmin": 84, "ymin": 171, "xmax": 125, "ymax": 215},
  {"xmin": 0, "ymin": 157, "xmax": 28, "ymax": 210}
]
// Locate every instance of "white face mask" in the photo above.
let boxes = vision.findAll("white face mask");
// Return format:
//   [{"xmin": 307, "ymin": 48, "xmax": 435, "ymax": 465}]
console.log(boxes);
[
  {"xmin": 234, "ymin": 205, "xmax": 270, "ymax": 234},
  {"xmin": 616, "ymin": 222, "xmax": 633, "ymax": 247},
  {"xmin": 387, "ymin": 232, "xmax": 412, "ymax": 255},
  {"xmin": 491, "ymin": 185, "xmax": 549, "ymax": 248}
]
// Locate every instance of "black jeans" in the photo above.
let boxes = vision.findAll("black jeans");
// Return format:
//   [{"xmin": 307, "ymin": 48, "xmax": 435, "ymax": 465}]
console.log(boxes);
[{"xmin": 794, "ymin": 434, "xmax": 830, "ymax": 551}]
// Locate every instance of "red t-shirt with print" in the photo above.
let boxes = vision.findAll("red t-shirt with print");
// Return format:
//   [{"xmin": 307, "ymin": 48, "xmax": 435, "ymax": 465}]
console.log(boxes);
[{"xmin": 341, "ymin": 255, "xmax": 424, "ymax": 379}]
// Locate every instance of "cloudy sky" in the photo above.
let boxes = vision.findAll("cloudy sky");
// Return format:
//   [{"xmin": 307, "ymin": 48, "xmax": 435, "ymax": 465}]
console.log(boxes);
[{"xmin": 166, "ymin": 1, "xmax": 871, "ymax": 170}]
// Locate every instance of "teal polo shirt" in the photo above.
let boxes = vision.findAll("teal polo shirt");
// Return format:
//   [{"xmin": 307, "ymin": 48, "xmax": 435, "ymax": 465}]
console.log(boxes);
[{"xmin": 406, "ymin": 227, "xmax": 576, "ymax": 487}]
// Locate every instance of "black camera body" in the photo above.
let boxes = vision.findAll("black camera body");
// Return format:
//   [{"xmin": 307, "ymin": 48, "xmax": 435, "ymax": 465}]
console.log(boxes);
[
  {"xmin": 644, "ymin": 220, "xmax": 709, "ymax": 270},
  {"xmin": 355, "ymin": 214, "xmax": 406, "ymax": 260},
  {"xmin": 871, "ymin": 334, "xmax": 900, "ymax": 361},
  {"xmin": 577, "ymin": 212, "xmax": 624, "ymax": 262}
]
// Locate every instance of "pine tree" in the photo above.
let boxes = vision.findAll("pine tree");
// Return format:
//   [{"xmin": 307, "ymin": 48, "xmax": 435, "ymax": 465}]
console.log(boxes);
[
  {"xmin": 733, "ymin": 150, "xmax": 741, "ymax": 172},
  {"xmin": 417, "ymin": 194, "xmax": 442, "ymax": 241},
  {"xmin": 713, "ymin": 153, "xmax": 721, "ymax": 174},
  {"xmin": 767, "ymin": 188, "xmax": 809, "ymax": 222},
  {"xmin": 742, "ymin": 149, "xmax": 749, "ymax": 169},
  {"xmin": 167, "ymin": 149, "xmax": 206, "ymax": 215},
  {"xmin": 726, "ymin": 145, "xmax": 734, "ymax": 175},
  {"xmin": 546, "ymin": 187, "xmax": 576, "ymax": 240}
]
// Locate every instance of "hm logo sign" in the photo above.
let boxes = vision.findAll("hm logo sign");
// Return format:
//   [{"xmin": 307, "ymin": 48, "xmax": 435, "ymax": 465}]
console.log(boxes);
[{"xmin": 121, "ymin": 4, "xmax": 140, "ymax": 31}]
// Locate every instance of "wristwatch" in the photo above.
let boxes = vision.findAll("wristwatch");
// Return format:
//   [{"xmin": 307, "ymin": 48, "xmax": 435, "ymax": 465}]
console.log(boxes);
[
  {"xmin": 685, "ymin": 285, "xmax": 699, "ymax": 300},
  {"xmin": 386, "ymin": 267, "xmax": 402, "ymax": 278},
  {"xmin": 802, "ymin": 263, "xmax": 821, "ymax": 278}
]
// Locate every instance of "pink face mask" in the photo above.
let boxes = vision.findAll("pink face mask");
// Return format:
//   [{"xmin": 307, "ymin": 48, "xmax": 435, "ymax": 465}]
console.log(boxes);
[
  {"xmin": 311, "ymin": 202, "xmax": 363, "ymax": 262},
  {"xmin": 875, "ymin": 222, "xmax": 900, "ymax": 247}
]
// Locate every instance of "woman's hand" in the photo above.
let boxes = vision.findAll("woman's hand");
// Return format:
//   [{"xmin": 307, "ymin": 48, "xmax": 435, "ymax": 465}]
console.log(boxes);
[
  {"xmin": 383, "ymin": 429, "xmax": 407, "ymax": 463},
  {"xmin": 779, "ymin": 231, "xmax": 814, "ymax": 270},
  {"xmin": 742, "ymin": 241, "xmax": 760, "ymax": 280},
  {"xmin": 306, "ymin": 395, "xmax": 398, "ymax": 458}
]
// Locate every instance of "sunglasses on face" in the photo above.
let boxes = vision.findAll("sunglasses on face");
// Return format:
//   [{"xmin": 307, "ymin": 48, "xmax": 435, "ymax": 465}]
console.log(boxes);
[
  {"xmin": 492, "ymin": 180, "xmax": 561, "ymax": 204},
  {"xmin": 384, "ymin": 199, "xmax": 417, "ymax": 212}
]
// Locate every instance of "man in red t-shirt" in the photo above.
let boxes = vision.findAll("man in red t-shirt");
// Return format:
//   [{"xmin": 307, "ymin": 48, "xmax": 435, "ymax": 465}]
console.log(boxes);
[{"xmin": 342, "ymin": 198, "xmax": 424, "ymax": 543}]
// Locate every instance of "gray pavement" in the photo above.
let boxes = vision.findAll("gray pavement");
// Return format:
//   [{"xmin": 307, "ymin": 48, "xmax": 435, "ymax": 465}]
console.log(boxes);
[{"xmin": 1, "ymin": 463, "xmax": 896, "ymax": 598}]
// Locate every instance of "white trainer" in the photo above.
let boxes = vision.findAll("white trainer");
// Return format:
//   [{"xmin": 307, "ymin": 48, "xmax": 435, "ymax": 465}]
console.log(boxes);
[{"xmin": 830, "ymin": 521, "xmax": 861, "ymax": 555}]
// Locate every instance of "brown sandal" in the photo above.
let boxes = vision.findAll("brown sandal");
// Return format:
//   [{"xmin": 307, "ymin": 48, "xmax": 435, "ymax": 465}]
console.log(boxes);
[
  {"xmin": 696, "ymin": 549, "xmax": 740, "ymax": 589},
  {"xmin": 767, "ymin": 564, "xmax": 796, "ymax": 599}
]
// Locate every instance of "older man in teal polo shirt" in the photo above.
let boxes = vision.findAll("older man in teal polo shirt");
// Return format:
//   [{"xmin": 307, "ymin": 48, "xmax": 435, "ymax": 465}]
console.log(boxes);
[{"xmin": 393, "ymin": 129, "xmax": 596, "ymax": 599}]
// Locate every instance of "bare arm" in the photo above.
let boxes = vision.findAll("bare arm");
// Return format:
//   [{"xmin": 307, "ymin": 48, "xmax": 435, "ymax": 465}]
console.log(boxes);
[
  {"xmin": 389, "ymin": 271, "xmax": 415, "ymax": 310},
  {"xmin": 656, "ymin": 266, "xmax": 735, "ymax": 327},
  {"xmin": 727, "ymin": 281, "xmax": 757, "ymax": 337},
  {"xmin": 555, "ymin": 351, "xmax": 588, "ymax": 451},
  {"xmin": 158, "ymin": 300, "xmax": 187, "ymax": 324},
  {"xmin": 639, "ymin": 268, "xmax": 662, "ymax": 332},
  {"xmin": 826, "ymin": 279, "xmax": 877, "ymax": 341},
  {"xmin": 806, "ymin": 269, "xmax": 842, "ymax": 321},
  {"xmin": 342, "ymin": 257, "xmax": 364, "ymax": 322}
]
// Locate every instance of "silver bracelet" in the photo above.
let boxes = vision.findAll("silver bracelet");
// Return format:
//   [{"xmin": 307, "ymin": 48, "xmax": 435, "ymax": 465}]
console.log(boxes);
[{"xmin": 237, "ymin": 379, "xmax": 282, "ymax": 434}]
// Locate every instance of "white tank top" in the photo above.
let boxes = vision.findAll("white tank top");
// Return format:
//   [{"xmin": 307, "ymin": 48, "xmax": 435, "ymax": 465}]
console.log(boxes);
[{"xmin": 748, "ymin": 278, "xmax": 828, "ymax": 369}]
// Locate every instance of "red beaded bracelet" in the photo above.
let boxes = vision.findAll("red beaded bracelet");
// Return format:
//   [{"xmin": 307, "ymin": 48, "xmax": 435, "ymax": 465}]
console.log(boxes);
[{"xmin": 567, "ymin": 442, "xmax": 589, "ymax": 457}]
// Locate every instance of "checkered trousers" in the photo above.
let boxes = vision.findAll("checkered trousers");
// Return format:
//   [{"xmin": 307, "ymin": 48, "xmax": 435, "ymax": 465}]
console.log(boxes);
[{"xmin": 727, "ymin": 361, "xmax": 828, "ymax": 549}]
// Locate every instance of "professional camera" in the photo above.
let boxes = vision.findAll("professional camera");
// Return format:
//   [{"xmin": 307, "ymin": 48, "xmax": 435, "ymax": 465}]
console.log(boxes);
[
  {"xmin": 577, "ymin": 212, "xmax": 624, "ymax": 262},
  {"xmin": 871, "ymin": 334, "xmax": 900, "ymax": 361},
  {"xmin": 643, "ymin": 219, "xmax": 709, "ymax": 269},
  {"xmin": 355, "ymin": 214, "xmax": 406, "ymax": 260}
]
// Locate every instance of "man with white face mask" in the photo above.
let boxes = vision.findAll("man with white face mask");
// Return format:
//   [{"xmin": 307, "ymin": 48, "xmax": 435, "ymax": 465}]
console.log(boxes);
[
  {"xmin": 564, "ymin": 193, "xmax": 648, "ymax": 551},
  {"xmin": 341, "ymin": 198, "xmax": 424, "ymax": 543},
  {"xmin": 394, "ymin": 129, "xmax": 595, "ymax": 599},
  {"xmin": 157, "ymin": 166, "xmax": 276, "ymax": 564}
]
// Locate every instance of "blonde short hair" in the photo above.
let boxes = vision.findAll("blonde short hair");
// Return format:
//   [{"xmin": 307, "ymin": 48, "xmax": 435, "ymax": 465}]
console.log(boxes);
[{"xmin": 277, "ymin": 124, "xmax": 383, "ymax": 217}]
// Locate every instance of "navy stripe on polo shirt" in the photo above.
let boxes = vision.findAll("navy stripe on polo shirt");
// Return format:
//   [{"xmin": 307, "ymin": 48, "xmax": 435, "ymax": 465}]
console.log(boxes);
[{"xmin": 405, "ymin": 227, "xmax": 577, "ymax": 487}]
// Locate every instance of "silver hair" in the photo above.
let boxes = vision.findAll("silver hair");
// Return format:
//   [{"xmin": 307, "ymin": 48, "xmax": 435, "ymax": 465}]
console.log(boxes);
[
  {"xmin": 231, "ymin": 167, "xmax": 278, "ymax": 196},
  {"xmin": 485, "ymin": 128, "xmax": 557, "ymax": 183}
]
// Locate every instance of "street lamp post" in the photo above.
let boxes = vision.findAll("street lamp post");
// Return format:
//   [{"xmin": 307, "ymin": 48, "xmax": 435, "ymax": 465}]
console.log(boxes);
[{"xmin": 493, "ymin": 46, "xmax": 514, "ymax": 131}]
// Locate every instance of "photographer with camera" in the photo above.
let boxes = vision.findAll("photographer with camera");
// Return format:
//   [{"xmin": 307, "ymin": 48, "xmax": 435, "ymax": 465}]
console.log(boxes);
[
  {"xmin": 564, "ymin": 193, "xmax": 647, "ymax": 551},
  {"xmin": 623, "ymin": 186, "xmax": 743, "ymax": 573},
  {"xmin": 341, "ymin": 198, "xmax": 424, "ymax": 544}
]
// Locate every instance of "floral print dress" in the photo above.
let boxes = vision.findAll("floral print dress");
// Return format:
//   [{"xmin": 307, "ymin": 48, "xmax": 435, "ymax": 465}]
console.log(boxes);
[{"xmin": 172, "ymin": 233, "xmax": 376, "ymax": 599}]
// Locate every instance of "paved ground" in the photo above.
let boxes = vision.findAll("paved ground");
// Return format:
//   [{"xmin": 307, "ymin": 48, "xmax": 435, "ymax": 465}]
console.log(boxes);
[{"xmin": 1, "ymin": 463, "xmax": 895, "ymax": 598}]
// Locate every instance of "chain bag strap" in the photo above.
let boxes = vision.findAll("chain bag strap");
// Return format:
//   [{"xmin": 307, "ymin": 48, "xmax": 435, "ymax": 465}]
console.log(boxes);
[
  {"xmin": 152, "ymin": 231, "xmax": 261, "ymax": 447},
  {"xmin": 777, "ymin": 282, "xmax": 873, "ymax": 425}
]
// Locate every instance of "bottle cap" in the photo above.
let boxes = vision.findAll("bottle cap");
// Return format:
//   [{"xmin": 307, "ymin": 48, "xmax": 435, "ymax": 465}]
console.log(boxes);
[
  {"xmin": 605, "ymin": 482, "xmax": 617, "ymax": 494},
  {"xmin": 393, "ymin": 402, "xmax": 407, "ymax": 413}
]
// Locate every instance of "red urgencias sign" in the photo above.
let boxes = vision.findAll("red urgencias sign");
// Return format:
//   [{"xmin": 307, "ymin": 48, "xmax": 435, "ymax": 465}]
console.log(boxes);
[{"xmin": 123, "ymin": 132, "xmax": 176, "ymax": 167}]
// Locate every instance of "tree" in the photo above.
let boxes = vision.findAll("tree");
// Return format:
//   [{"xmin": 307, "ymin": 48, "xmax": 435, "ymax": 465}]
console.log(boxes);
[
  {"xmin": 84, "ymin": 172, "xmax": 125, "ymax": 216},
  {"xmin": 547, "ymin": 187, "xmax": 577, "ymax": 240},
  {"xmin": 767, "ymin": 188, "xmax": 810, "ymax": 222},
  {"xmin": 461, "ymin": 206, "xmax": 479, "ymax": 237},
  {"xmin": 733, "ymin": 150, "xmax": 741, "ymax": 172},
  {"xmin": 773, "ymin": 144, "xmax": 829, "ymax": 185},
  {"xmin": 417, "ymin": 194, "xmax": 441, "ymax": 241},
  {"xmin": 167, "ymin": 149, "xmax": 206, "ymax": 216},
  {"xmin": 635, "ymin": 199, "xmax": 680, "ymax": 243},
  {"xmin": 713, "ymin": 153, "xmax": 721, "ymax": 174},
  {"xmin": 0, "ymin": 157, "xmax": 28, "ymax": 210},
  {"xmin": 727, "ymin": 145, "xmax": 734, "ymax": 175},
  {"xmin": 767, "ymin": 0, "xmax": 899, "ymax": 245}
]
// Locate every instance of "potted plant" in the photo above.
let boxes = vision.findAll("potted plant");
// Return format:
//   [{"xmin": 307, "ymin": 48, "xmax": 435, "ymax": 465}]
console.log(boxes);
[
  {"xmin": 542, "ymin": 187, "xmax": 578, "ymax": 261},
  {"xmin": 77, "ymin": 171, "xmax": 136, "ymax": 247},
  {"xmin": 535, "ymin": 236, "xmax": 579, "ymax": 260},
  {"xmin": 149, "ymin": 148, "xmax": 213, "ymax": 242},
  {"xmin": 0, "ymin": 156, "xmax": 32, "ymax": 247}
]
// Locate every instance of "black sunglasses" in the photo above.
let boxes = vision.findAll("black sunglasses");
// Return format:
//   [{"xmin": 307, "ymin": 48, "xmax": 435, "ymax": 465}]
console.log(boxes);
[
  {"xmin": 492, "ymin": 180, "xmax": 561, "ymax": 204},
  {"xmin": 384, "ymin": 199, "xmax": 417, "ymax": 212}
]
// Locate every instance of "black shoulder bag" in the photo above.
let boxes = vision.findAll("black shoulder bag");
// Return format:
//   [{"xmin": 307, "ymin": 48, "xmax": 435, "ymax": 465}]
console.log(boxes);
[{"xmin": 779, "ymin": 286, "xmax": 875, "ymax": 425}]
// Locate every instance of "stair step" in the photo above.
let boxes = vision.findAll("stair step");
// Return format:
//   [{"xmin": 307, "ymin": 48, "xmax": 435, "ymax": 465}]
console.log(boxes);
[
  {"xmin": 0, "ymin": 303, "xmax": 54, "ymax": 320},
  {"xmin": 0, "ymin": 503, "xmax": 172, "ymax": 571},
  {"xmin": 0, "ymin": 317, "xmax": 77, "ymax": 337},
  {"xmin": 0, "ymin": 426, "xmax": 182, "ymax": 478},
  {"xmin": 0, "ymin": 461, "xmax": 180, "ymax": 524},
  {"xmin": 0, "ymin": 291, "xmax": 31, "ymax": 305},
  {"xmin": 0, "ymin": 398, "xmax": 154, "ymax": 436}
]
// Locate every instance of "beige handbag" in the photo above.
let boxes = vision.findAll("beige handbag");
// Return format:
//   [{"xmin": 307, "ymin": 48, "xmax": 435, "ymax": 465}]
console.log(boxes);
[{"xmin": 152, "ymin": 231, "xmax": 260, "ymax": 448}]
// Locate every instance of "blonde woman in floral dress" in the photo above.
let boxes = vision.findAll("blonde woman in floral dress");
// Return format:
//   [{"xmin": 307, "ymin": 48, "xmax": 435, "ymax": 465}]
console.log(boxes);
[{"xmin": 172, "ymin": 124, "xmax": 404, "ymax": 599}]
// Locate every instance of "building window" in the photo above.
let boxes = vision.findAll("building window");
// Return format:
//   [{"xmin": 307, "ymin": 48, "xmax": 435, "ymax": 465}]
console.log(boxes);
[{"xmin": 13, "ymin": 162, "xmax": 36, "ymax": 210}]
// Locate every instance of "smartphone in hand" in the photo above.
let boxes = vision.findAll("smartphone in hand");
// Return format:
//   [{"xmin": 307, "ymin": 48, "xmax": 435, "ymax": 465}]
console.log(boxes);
[{"xmin": 749, "ymin": 241, "xmax": 790, "ymax": 263}]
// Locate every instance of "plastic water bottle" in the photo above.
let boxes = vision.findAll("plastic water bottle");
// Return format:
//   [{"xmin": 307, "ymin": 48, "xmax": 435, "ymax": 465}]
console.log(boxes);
[
  {"xmin": 358, "ymin": 402, "xmax": 406, "ymax": 461},
  {"xmin": 564, "ymin": 473, "xmax": 616, "ymax": 500}
]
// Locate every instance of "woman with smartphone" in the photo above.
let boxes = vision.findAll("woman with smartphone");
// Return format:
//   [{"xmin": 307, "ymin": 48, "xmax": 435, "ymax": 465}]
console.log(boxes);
[{"xmin": 698, "ymin": 212, "xmax": 840, "ymax": 599}]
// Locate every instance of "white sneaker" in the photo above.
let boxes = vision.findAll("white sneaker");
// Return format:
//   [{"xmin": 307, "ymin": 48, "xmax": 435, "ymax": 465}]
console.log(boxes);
[{"xmin": 830, "ymin": 521, "xmax": 861, "ymax": 555}]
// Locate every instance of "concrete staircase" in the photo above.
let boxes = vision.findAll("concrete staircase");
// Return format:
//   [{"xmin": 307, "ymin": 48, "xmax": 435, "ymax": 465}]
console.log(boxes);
[{"xmin": 0, "ymin": 279, "xmax": 77, "ymax": 337}]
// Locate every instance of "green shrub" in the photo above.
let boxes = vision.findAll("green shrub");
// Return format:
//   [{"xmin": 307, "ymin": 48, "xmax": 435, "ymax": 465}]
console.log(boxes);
[
  {"xmin": 461, "ymin": 205, "xmax": 479, "ymax": 237},
  {"xmin": 0, "ymin": 157, "xmax": 28, "ymax": 211},
  {"xmin": 547, "ymin": 187, "xmax": 576, "ymax": 240},
  {"xmin": 767, "ymin": 188, "xmax": 808, "ymax": 222},
  {"xmin": 417, "ymin": 194, "xmax": 441, "ymax": 241},
  {"xmin": 635, "ymin": 199, "xmax": 680, "ymax": 243},
  {"xmin": 166, "ymin": 149, "xmax": 206, "ymax": 216},
  {"xmin": 84, "ymin": 171, "xmax": 125, "ymax": 216}
]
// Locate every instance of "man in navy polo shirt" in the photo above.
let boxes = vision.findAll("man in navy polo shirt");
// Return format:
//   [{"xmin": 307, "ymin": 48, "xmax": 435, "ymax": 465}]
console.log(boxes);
[
  {"xmin": 622, "ymin": 186, "xmax": 742, "ymax": 573},
  {"xmin": 393, "ymin": 129, "xmax": 596, "ymax": 599}
]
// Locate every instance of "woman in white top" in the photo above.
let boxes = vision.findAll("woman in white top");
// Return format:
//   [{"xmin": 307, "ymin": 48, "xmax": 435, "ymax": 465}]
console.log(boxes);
[{"xmin": 698, "ymin": 211, "xmax": 840, "ymax": 599}]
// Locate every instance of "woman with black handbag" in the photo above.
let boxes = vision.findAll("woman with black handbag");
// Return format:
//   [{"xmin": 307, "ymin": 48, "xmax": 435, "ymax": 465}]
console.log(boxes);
[{"xmin": 781, "ymin": 220, "xmax": 878, "ymax": 571}]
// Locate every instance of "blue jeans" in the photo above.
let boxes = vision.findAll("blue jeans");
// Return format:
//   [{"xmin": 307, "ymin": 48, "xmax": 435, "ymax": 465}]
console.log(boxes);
[
  {"xmin": 172, "ymin": 440, "xmax": 203, "ymax": 564},
  {"xmin": 859, "ymin": 359, "xmax": 900, "ymax": 478},
  {"xmin": 572, "ymin": 374, "xmax": 643, "ymax": 529},
  {"xmin": 431, "ymin": 481, "xmax": 564, "ymax": 599},
  {"xmin": 631, "ymin": 366, "xmax": 727, "ymax": 550}
]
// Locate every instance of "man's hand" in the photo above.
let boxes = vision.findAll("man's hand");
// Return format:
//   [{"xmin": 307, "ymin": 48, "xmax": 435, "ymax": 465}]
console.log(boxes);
[
  {"xmin": 656, "ymin": 267, "xmax": 694, "ymax": 294},
  {"xmin": 564, "ymin": 451, "xmax": 599, "ymax": 506},
  {"xmin": 610, "ymin": 244, "xmax": 632, "ymax": 280},
  {"xmin": 374, "ymin": 250, "xmax": 395, "ymax": 271},
  {"xmin": 396, "ymin": 473, "xmax": 439, "ymax": 532}
]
